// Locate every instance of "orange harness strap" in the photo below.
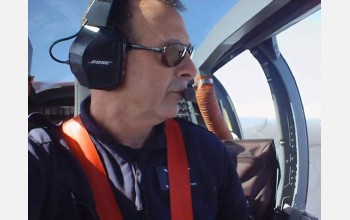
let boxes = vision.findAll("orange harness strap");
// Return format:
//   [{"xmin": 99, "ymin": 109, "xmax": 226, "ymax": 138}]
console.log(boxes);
[
  {"xmin": 61, "ymin": 116, "xmax": 193, "ymax": 220},
  {"xmin": 165, "ymin": 119, "xmax": 194, "ymax": 220},
  {"xmin": 61, "ymin": 116, "xmax": 123, "ymax": 220}
]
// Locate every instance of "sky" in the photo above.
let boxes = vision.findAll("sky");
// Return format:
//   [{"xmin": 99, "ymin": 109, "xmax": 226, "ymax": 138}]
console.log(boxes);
[
  {"xmin": 278, "ymin": 11, "xmax": 321, "ymax": 119},
  {"xmin": 215, "ymin": 10, "xmax": 321, "ymax": 119}
]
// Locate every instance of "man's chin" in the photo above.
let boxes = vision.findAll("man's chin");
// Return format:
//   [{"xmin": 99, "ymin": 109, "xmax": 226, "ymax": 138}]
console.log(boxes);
[
  {"xmin": 157, "ymin": 98, "xmax": 181, "ymax": 120},
  {"xmin": 164, "ymin": 105, "xmax": 180, "ymax": 119}
]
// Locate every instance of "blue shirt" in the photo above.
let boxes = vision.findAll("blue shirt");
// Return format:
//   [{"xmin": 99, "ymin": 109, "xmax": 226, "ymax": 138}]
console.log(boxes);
[{"xmin": 28, "ymin": 96, "xmax": 249, "ymax": 220}]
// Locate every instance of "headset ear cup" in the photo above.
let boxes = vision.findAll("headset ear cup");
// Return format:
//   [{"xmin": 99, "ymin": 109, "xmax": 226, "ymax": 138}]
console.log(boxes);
[{"xmin": 69, "ymin": 26, "xmax": 127, "ymax": 90}]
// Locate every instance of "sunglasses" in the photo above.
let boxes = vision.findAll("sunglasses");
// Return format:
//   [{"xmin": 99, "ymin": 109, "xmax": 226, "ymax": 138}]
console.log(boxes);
[{"xmin": 127, "ymin": 42, "xmax": 194, "ymax": 67}]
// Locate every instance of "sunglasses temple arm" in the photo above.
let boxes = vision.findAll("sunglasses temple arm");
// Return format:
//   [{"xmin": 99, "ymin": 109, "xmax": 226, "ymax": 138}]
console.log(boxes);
[{"xmin": 128, "ymin": 43, "xmax": 163, "ymax": 53}]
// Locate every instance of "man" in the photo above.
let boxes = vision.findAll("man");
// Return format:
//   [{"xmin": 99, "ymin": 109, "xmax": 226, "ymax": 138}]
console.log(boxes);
[{"xmin": 28, "ymin": 0, "xmax": 249, "ymax": 219}]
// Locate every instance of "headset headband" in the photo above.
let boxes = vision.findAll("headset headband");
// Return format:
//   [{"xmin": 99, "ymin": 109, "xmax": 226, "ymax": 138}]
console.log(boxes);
[{"xmin": 85, "ymin": 0, "xmax": 114, "ymax": 27}]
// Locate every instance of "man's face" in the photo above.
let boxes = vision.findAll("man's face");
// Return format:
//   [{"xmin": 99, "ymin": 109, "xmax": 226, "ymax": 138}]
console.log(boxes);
[{"xmin": 119, "ymin": 0, "xmax": 197, "ymax": 122}]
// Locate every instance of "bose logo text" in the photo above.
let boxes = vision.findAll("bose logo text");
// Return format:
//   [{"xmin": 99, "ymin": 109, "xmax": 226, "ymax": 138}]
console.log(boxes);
[{"xmin": 88, "ymin": 60, "xmax": 113, "ymax": 65}]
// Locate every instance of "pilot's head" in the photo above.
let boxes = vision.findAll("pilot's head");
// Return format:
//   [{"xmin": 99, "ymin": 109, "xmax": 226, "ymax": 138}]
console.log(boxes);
[{"xmin": 74, "ymin": 0, "xmax": 197, "ymax": 121}]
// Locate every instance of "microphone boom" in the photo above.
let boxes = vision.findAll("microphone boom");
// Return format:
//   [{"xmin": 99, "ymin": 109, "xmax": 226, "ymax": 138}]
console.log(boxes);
[{"xmin": 183, "ymin": 87, "xmax": 195, "ymax": 101}]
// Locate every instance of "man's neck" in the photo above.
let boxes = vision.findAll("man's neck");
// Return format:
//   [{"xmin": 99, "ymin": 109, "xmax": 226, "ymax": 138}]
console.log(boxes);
[{"xmin": 89, "ymin": 95, "xmax": 158, "ymax": 149}]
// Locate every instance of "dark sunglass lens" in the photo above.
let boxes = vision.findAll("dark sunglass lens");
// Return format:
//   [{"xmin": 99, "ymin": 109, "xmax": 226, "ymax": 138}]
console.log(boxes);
[{"xmin": 163, "ymin": 44, "xmax": 187, "ymax": 67}]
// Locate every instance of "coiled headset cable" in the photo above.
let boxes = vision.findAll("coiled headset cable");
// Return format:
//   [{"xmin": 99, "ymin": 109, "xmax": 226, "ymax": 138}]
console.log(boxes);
[{"xmin": 49, "ymin": 27, "xmax": 83, "ymax": 64}]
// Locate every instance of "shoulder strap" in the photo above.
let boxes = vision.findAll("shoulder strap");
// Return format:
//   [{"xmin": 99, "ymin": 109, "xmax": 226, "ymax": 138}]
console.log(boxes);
[
  {"xmin": 61, "ymin": 116, "xmax": 193, "ymax": 220},
  {"xmin": 61, "ymin": 116, "xmax": 123, "ymax": 220},
  {"xmin": 165, "ymin": 119, "xmax": 193, "ymax": 220}
]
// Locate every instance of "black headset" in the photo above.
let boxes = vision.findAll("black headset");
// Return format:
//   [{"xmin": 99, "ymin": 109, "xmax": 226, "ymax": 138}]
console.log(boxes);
[
  {"xmin": 51, "ymin": 0, "xmax": 128, "ymax": 90},
  {"xmin": 51, "ymin": 0, "xmax": 197, "ymax": 101}
]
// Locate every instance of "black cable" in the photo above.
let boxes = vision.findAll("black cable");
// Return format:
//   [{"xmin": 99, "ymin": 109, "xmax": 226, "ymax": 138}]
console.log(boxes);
[{"xmin": 49, "ymin": 27, "xmax": 82, "ymax": 64}]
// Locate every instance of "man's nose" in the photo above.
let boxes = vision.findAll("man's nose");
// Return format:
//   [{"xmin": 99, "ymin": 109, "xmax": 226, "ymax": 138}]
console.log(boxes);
[{"xmin": 176, "ymin": 54, "xmax": 198, "ymax": 80}]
